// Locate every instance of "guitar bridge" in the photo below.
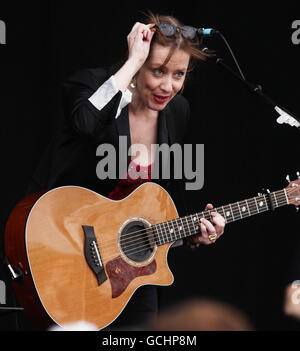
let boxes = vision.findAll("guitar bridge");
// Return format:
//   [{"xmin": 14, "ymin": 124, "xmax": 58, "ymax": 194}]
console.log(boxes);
[{"xmin": 82, "ymin": 225, "xmax": 107, "ymax": 286}]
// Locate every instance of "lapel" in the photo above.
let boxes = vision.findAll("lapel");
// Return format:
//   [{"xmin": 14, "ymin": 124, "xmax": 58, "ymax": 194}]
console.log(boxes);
[
  {"xmin": 115, "ymin": 105, "xmax": 172, "ymax": 146},
  {"xmin": 114, "ymin": 103, "xmax": 177, "ymax": 180},
  {"xmin": 157, "ymin": 108, "xmax": 170, "ymax": 145},
  {"xmin": 115, "ymin": 105, "xmax": 131, "ymax": 173},
  {"xmin": 156, "ymin": 108, "xmax": 171, "ymax": 182},
  {"xmin": 164, "ymin": 103, "xmax": 178, "ymax": 145}
]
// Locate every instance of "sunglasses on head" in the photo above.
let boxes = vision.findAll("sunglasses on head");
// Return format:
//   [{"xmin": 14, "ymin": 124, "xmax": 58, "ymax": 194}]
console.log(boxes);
[{"xmin": 155, "ymin": 23, "xmax": 199, "ymax": 40}]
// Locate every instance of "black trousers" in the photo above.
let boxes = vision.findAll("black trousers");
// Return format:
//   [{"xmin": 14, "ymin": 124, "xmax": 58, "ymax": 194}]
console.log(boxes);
[{"xmin": 104, "ymin": 285, "xmax": 158, "ymax": 331}]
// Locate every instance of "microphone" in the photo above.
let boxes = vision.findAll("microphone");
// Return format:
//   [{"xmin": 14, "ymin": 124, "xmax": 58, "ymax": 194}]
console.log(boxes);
[{"xmin": 197, "ymin": 28, "xmax": 219, "ymax": 37}]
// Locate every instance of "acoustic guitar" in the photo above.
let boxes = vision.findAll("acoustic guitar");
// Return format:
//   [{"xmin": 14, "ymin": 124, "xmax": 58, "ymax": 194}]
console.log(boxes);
[{"xmin": 4, "ymin": 176, "xmax": 300, "ymax": 330}]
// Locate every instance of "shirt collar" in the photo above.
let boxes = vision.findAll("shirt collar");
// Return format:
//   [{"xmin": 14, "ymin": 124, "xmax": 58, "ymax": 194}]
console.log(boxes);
[{"xmin": 115, "ymin": 89, "xmax": 132, "ymax": 119}]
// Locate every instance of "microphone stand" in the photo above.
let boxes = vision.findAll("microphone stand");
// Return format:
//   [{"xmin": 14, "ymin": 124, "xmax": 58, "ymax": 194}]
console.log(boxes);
[{"xmin": 204, "ymin": 32, "xmax": 300, "ymax": 131}]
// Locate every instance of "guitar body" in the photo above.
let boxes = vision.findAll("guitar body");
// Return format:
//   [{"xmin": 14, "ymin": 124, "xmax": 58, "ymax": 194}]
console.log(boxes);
[{"xmin": 5, "ymin": 183, "xmax": 178, "ymax": 330}]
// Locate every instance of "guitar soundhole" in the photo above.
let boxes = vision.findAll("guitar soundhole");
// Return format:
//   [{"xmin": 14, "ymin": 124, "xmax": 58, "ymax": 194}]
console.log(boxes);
[{"xmin": 120, "ymin": 221, "xmax": 155, "ymax": 263}]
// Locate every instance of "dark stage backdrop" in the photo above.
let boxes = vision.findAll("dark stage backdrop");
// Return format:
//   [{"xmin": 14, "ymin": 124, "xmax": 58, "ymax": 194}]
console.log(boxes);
[{"xmin": 0, "ymin": 1, "xmax": 299, "ymax": 331}]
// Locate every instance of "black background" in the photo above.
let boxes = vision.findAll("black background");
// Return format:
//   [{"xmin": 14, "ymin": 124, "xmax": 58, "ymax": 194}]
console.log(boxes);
[{"xmin": 0, "ymin": 0, "xmax": 300, "ymax": 332}]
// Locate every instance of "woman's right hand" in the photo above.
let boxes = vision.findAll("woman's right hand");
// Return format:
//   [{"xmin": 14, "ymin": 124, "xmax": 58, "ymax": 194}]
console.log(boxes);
[
  {"xmin": 114, "ymin": 22, "xmax": 155, "ymax": 92},
  {"xmin": 127, "ymin": 22, "xmax": 155, "ymax": 71}
]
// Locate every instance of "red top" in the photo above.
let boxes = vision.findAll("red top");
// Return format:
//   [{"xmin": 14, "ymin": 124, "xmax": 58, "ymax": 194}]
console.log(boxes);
[{"xmin": 107, "ymin": 160, "xmax": 152, "ymax": 200}]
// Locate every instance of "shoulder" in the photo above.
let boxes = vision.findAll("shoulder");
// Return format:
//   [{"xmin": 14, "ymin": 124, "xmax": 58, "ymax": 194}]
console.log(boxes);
[
  {"xmin": 165, "ymin": 94, "xmax": 190, "ymax": 126},
  {"xmin": 64, "ymin": 67, "xmax": 109, "ymax": 91},
  {"xmin": 63, "ymin": 61, "xmax": 124, "ymax": 91},
  {"xmin": 171, "ymin": 94, "xmax": 189, "ymax": 107},
  {"xmin": 167, "ymin": 94, "xmax": 190, "ymax": 117},
  {"xmin": 163, "ymin": 94, "xmax": 191, "ymax": 142}
]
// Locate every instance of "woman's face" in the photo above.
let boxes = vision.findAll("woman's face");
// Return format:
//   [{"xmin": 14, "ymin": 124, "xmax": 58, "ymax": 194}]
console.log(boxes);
[{"xmin": 134, "ymin": 43, "xmax": 190, "ymax": 111}]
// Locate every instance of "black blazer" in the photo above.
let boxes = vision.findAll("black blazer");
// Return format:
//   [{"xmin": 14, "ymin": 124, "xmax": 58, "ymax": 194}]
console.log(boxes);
[{"xmin": 27, "ymin": 62, "xmax": 192, "ymax": 217}]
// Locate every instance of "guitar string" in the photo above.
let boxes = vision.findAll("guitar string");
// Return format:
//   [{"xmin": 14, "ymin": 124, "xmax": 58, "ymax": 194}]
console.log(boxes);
[
  {"xmin": 100, "ymin": 206, "xmax": 275, "ymax": 262},
  {"xmin": 97, "ymin": 190, "xmax": 290, "ymax": 254},
  {"xmin": 107, "ymin": 188, "xmax": 295, "ymax": 258},
  {"xmin": 106, "ymin": 202, "xmax": 286, "ymax": 259},
  {"xmin": 95, "ymin": 191, "xmax": 292, "ymax": 259},
  {"xmin": 101, "ymin": 188, "xmax": 286, "ymax": 249},
  {"xmin": 96, "ymin": 189, "xmax": 289, "ymax": 249},
  {"xmin": 121, "ymin": 210, "xmax": 276, "ymax": 259},
  {"xmin": 97, "ymin": 196, "xmax": 290, "ymax": 262}
]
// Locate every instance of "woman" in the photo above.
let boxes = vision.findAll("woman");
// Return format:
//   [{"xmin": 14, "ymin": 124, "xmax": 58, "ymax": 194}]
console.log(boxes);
[{"xmin": 27, "ymin": 13, "xmax": 226, "ymax": 330}]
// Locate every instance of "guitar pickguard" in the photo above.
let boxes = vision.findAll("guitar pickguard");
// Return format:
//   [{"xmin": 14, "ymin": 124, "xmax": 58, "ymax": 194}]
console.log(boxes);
[{"xmin": 106, "ymin": 256, "xmax": 157, "ymax": 298}]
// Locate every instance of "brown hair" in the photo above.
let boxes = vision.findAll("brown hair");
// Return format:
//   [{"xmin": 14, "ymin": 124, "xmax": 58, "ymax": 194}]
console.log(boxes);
[{"xmin": 143, "ymin": 11, "xmax": 210, "ymax": 72}]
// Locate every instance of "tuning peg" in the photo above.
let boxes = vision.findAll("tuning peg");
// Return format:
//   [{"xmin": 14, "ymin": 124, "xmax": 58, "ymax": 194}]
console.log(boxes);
[
  {"xmin": 257, "ymin": 192, "xmax": 262, "ymax": 196},
  {"xmin": 297, "ymin": 171, "xmax": 300, "ymax": 179},
  {"xmin": 296, "ymin": 206, "xmax": 299, "ymax": 213},
  {"xmin": 286, "ymin": 175, "xmax": 291, "ymax": 183}
]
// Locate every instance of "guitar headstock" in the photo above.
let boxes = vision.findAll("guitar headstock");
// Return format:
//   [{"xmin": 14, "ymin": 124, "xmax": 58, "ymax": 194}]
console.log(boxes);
[{"xmin": 285, "ymin": 172, "xmax": 300, "ymax": 208}]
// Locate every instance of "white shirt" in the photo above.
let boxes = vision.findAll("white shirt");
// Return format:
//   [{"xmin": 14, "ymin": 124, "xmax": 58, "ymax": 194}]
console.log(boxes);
[{"xmin": 88, "ymin": 75, "xmax": 132, "ymax": 119}]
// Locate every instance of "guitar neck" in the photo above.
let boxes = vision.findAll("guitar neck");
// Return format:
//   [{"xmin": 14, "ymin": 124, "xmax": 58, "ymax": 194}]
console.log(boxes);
[{"xmin": 154, "ymin": 188, "xmax": 289, "ymax": 246}]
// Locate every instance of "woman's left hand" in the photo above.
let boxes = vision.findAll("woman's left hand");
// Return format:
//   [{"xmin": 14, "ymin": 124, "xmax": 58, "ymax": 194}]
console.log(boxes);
[{"xmin": 185, "ymin": 203, "xmax": 226, "ymax": 248}]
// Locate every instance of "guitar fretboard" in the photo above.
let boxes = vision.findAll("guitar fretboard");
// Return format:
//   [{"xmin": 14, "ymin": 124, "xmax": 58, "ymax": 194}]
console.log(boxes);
[{"xmin": 153, "ymin": 189, "xmax": 288, "ymax": 246}]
